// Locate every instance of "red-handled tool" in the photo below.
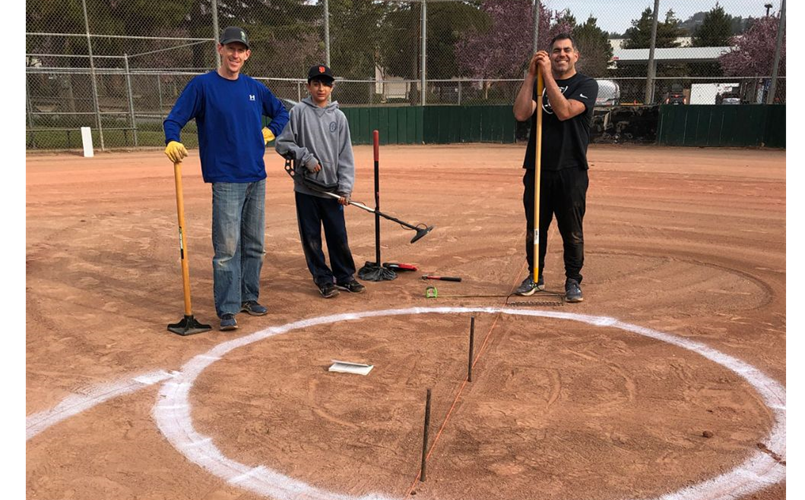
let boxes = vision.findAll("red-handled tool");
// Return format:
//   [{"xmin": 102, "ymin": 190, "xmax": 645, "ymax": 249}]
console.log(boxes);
[
  {"xmin": 421, "ymin": 275, "xmax": 462, "ymax": 282},
  {"xmin": 384, "ymin": 262, "xmax": 418, "ymax": 271}
]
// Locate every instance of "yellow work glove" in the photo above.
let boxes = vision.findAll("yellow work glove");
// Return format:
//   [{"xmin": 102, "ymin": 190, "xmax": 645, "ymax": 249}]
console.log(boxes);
[
  {"xmin": 262, "ymin": 127, "xmax": 275, "ymax": 144},
  {"xmin": 165, "ymin": 141, "xmax": 188, "ymax": 163}
]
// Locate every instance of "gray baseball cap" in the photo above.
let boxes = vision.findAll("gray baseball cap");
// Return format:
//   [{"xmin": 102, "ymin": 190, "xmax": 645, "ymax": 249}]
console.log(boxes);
[{"xmin": 220, "ymin": 26, "xmax": 250, "ymax": 48}]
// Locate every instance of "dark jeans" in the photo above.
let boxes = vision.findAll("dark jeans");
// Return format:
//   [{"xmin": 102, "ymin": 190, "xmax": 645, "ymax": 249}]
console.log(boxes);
[
  {"xmin": 522, "ymin": 167, "xmax": 588, "ymax": 283},
  {"xmin": 295, "ymin": 191, "xmax": 357, "ymax": 287}
]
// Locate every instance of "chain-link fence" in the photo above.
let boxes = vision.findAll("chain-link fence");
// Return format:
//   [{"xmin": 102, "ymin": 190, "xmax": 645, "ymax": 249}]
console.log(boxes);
[{"xmin": 26, "ymin": 0, "xmax": 786, "ymax": 150}]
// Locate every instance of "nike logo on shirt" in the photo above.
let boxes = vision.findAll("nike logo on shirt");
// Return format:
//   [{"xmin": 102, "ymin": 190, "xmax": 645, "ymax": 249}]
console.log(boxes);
[{"xmin": 580, "ymin": 93, "xmax": 588, "ymax": 99}]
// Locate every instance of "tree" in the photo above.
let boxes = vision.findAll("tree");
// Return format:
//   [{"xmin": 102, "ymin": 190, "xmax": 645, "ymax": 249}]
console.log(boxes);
[
  {"xmin": 693, "ymin": 4, "xmax": 733, "ymax": 47},
  {"xmin": 375, "ymin": 0, "xmax": 488, "ymax": 83},
  {"xmin": 377, "ymin": 2, "xmax": 421, "ymax": 80},
  {"xmin": 572, "ymin": 16, "xmax": 613, "ymax": 77},
  {"xmin": 680, "ymin": 10, "xmax": 756, "ymax": 37},
  {"xmin": 221, "ymin": 0, "xmax": 321, "ymax": 77},
  {"xmin": 454, "ymin": 0, "xmax": 533, "ymax": 82},
  {"xmin": 454, "ymin": 0, "xmax": 572, "ymax": 81},
  {"xmin": 264, "ymin": 32, "xmax": 322, "ymax": 80},
  {"xmin": 719, "ymin": 13, "xmax": 785, "ymax": 76},
  {"xmin": 329, "ymin": 0, "xmax": 387, "ymax": 79},
  {"xmin": 731, "ymin": 16, "xmax": 756, "ymax": 35},
  {"xmin": 623, "ymin": 7, "xmax": 685, "ymax": 49},
  {"xmin": 679, "ymin": 11, "xmax": 708, "ymax": 35},
  {"xmin": 684, "ymin": 4, "xmax": 734, "ymax": 77},
  {"xmin": 427, "ymin": 2, "xmax": 489, "ymax": 79},
  {"xmin": 553, "ymin": 9, "xmax": 576, "ymax": 31}
]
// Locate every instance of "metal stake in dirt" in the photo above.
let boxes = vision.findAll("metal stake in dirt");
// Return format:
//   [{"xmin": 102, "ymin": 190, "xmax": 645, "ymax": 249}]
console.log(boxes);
[
  {"xmin": 357, "ymin": 130, "xmax": 394, "ymax": 281},
  {"xmin": 468, "ymin": 316, "xmax": 475, "ymax": 382},
  {"xmin": 533, "ymin": 69, "xmax": 544, "ymax": 286},
  {"xmin": 420, "ymin": 388, "xmax": 432, "ymax": 482},
  {"xmin": 373, "ymin": 130, "xmax": 381, "ymax": 268},
  {"xmin": 168, "ymin": 161, "xmax": 212, "ymax": 336},
  {"xmin": 358, "ymin": 130, "xmax": 424, "ymax": 281}
]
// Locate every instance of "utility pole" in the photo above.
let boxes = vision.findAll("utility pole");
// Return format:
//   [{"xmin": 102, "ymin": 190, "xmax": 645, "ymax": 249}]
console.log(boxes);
[
  {"xmin": 644, "ymin": 0, "xmax": 661, "ymax": 105},
  {"xmin": 767, "ymin": 0, "xmax": 785, "ymax": 104}
]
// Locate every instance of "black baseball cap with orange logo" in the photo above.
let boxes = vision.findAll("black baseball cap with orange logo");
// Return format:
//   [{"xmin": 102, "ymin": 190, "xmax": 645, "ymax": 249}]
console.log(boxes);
[{"xmin": 307, "ymin": 64, "xmax": 335, "ymax": 84}]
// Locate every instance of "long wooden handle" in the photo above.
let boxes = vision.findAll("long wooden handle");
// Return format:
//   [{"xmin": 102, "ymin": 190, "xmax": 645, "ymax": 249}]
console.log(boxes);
[
  {"xmin": 173, "ymin": 161, "xmax": 193, "ymax": 316},
  {"xmin": 533, "ymin": 69, "xmax": 544, "ymax": 284}
]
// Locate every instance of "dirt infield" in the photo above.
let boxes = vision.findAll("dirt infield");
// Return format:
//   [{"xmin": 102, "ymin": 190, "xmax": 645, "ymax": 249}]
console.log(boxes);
[{"xmin": 26, "ymin": 144, "xmax": 786, "ymax": 500}]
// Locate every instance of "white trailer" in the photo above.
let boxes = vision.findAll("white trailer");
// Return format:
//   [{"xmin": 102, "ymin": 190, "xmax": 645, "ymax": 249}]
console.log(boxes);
[{"xmin": 689, "ymin": 83, "xmax": 739, "ymax": 105}]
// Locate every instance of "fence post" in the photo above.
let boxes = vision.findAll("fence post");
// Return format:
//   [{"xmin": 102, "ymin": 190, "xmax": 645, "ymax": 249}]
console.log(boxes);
[
  {"xmin": 297, "ymin": 81, "xmax": 302, "ymax": 102},
  {"xmin": 124, "ymin": 54, "xmax": 139, "ymax": 147},
  {"xmin": 420, "ymin": 0, "xmax": 427, "ymax": 106},
  {"xmin": 324, "ymin": 0, "xmax": 331, "ymax": 67},
  {"xmin": 212, "ymin": 0, "xmax": 221, "ymax": 68},
  {"xmin": 767, "ymin": 0, "xmax": 785, "ymax": 104},
  {"xmin": 26, "ymin": 74, "xmax": 36, "ymax": 149},
  {"xmin": 532, "ymin": 0, "xmax": 540, "ymax": 53},
  {"xmin": 644, "ymin": 0, "xmax": 660, "ymax": 105},
  {"xmin": 157, "ymin": 74, "xmax": 164, "ymax": 122},
  {"xmin": 81, "ymin": 0, "xmax": 105, "ymax": 150},
  {"xmin": 457, "ymin": 80, "xmax": 462, "ymax": 106}
]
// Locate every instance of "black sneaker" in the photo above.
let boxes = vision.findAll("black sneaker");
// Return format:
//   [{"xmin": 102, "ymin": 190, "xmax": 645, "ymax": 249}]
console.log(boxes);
[
  {"xmin": 565, "ymin": 279, "xmax": 584, "ymax": 302},
  {"xmin": 515, "ymin": 275, "xmax": 545, "ymax": 296},
  {"xmin": 240, "ymin": 300, "xmax": 268, "ymax": 316},
  {"xmin": 319, "ymin": 282, "xmax": 340, "ymax": 298},
  {"xmin": 336, "ymin": 279, "xmax": 366, "ymax": 293},
  {"xmin": 219, "ymin": 313, "xmax": 238, "ymax": 331}
]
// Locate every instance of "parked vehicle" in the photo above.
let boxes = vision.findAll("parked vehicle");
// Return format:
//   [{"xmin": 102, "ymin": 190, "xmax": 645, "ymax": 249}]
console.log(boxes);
[
  {"xmin": 719, "ymin": 92, "xmax": 741, "ymax": 105},
  {"xmin": 595, "ymin": 79, "xmax": 620, "ymax": 106},
  {"xmin": 664, "ymin": 84, "xmax": 686, "ymax": 105}
]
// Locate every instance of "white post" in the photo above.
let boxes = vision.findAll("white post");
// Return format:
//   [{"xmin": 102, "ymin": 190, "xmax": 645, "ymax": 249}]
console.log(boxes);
[
  {"xmin": 81, "ymin": 127, "xmax": 94, "ymax": 157},
  {"xmin": 324, "ymin": 0, "xmax": 331, "ymax": 67},
  {"xmin": 420, "ymin": 0, "xmax": 427, "ymax": 106}
]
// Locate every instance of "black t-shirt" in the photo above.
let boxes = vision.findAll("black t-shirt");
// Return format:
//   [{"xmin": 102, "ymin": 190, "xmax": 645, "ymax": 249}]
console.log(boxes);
[{"xmin": 522, "ymin": 72, "xmax": 598, "ymax": 171}]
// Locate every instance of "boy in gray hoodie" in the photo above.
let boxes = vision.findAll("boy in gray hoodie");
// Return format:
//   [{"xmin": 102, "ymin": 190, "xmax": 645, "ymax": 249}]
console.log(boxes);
[{"xmin": 275, "ymin": 65, "xmax": 365, "ymax": 298}]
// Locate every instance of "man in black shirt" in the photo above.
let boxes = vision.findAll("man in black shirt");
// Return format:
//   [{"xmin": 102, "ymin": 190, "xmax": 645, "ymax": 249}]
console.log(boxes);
[{"xmin": 512, "ymin": 33, "xmax": 598, "ymax": 302}]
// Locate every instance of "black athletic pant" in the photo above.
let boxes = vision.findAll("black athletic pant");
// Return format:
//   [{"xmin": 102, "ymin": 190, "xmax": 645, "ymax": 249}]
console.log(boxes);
[
  {"xmin": 522, "ymin": 167, "xmax": 588, "ymax": 283},
  {"xmin": 295, "ymin": 191, "xmax": 357, "ymax": 287}
]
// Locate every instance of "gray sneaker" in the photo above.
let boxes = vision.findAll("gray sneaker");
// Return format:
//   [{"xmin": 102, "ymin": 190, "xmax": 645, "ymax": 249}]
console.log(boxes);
[
  {"xmin": 336, "ymin": 279, "xmax": 366, "ymax": 293},
  {"xmin": 219, "ymin": 313, "xmax": 238, "ymax": 331},
  {"xmin": 565, "ymin": 279, "xmax": 584, "ymax": 302},
  {"xmin": 240, "ymin": 300, "xmax": 268, "ymax": 316},
  {"xmin": 515, "ymin": 275, "xmax": 545, "ymax": 296},
  {"xmin": 318, "ymin": 282, "xmax": 340, "ymax": 298}
]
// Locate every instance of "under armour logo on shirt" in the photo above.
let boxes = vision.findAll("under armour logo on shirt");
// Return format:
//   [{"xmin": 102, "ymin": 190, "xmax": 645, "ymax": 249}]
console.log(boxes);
[{"xmin": 249, "ymin": 95, "xmax": 255, "ymax": 101}]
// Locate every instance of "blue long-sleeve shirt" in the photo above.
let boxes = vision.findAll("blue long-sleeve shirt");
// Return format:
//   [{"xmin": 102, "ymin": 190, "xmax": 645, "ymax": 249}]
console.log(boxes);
[{"xmin": 163, "ymin": 71, "xmax": 289, "ymax": 183}]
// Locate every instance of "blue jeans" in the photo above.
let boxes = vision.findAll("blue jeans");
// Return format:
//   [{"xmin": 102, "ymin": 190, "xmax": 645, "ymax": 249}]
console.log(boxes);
[{"xmin": 211, "ymin": 180, "xmax": 266, "ymax": 317}]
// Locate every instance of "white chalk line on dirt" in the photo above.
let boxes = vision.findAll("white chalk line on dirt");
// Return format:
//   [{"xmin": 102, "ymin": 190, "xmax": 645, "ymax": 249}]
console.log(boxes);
[
  {"xmin": 26, "ymin": 369, "xmax": 175, "ymax": 440},
  {"xmin": 153, "ymin": 307, "xmax": 786, "ymax": 500}
]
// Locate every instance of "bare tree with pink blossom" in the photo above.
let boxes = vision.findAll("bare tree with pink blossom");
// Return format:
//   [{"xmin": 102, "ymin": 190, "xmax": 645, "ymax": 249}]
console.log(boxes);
[
  {"xmin": 455, "ymin": 0, "xmax": 572, "ymax": 84},
  {"xmin": 719, "ymin": 13, "xmax": 785, "ymax": 77}
]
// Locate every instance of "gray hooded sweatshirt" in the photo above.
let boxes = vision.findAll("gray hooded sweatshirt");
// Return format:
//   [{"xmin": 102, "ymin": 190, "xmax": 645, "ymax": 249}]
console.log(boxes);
[{"xmin": 275, "ymin": 97, "xmax": 355, "ymax": 198}]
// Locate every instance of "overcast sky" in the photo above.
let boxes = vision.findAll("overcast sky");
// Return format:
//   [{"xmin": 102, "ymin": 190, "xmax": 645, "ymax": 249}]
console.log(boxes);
[{"xmin": 542, "ymin": 0, "xmax": 782, "ymax": 34}]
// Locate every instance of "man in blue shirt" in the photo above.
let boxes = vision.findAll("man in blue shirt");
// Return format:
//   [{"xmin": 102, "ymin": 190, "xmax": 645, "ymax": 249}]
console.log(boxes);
[{"xmin": 163, "ymin": 26, "xmax": 289, "ymax": 331}]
